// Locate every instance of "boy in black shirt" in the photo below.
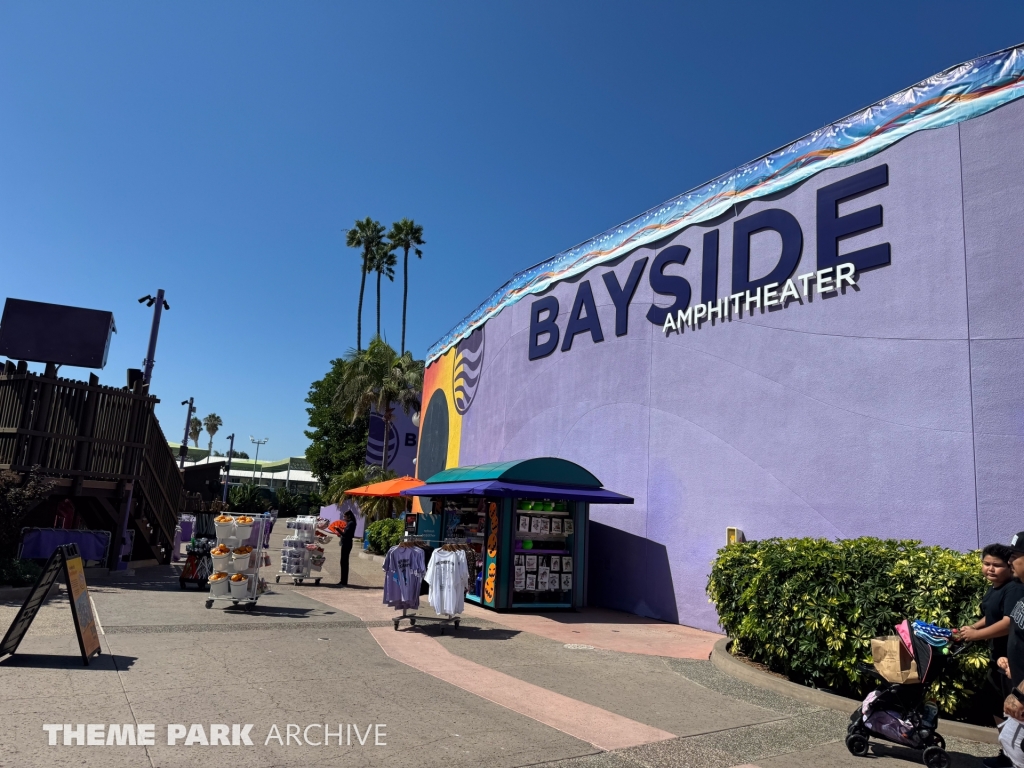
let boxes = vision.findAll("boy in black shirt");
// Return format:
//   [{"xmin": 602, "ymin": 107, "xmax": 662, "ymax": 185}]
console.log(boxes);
[
  {"xmin": 960, "ymin": 543, "xmax": 1023, "ymax": 706},
  {"xmin": 988, "ymin": 537, "xmax": 1024, "ymax": 768},
  {"xmin": 958, "ymin": 543, "xmax": 1021, "ymax": 768}
]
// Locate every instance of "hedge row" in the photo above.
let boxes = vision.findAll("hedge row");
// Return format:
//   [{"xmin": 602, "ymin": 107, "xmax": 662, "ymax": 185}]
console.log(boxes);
[
  {"xmin": 706, "ymin": 537, "xmax": 990, "ymax": 718},
  {"xmin": 365, "ymin": 518, "xmax": 404, "ymax": 555}
]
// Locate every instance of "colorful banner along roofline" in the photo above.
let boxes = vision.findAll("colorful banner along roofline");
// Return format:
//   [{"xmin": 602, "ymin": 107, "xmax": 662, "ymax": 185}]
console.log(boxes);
[{"xmin": 425, "ymin": 43, "xmax": 1024, "ymax": 365}]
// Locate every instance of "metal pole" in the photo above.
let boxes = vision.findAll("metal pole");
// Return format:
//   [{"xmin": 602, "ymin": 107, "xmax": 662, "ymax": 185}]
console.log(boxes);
[
  {"xmin": 250, "ymin": 436, "xmax": 267, "ymax": 485},
  {"xmin": 222, "ymin": 433, "xmax": 235, "ymax": 503},
  {"xmin": 142, "ymin": 289, "xmax": 166, "ymax": 386},
  {"xmin": 179, "ymin": 397, "xmax": 195, "ymax": 469}
]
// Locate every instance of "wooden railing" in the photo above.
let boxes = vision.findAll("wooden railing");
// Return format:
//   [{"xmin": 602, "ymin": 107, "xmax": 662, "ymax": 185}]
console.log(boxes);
[{"xmin": 0, "ymin": 363, "xmax": 183, "ymax": 547}]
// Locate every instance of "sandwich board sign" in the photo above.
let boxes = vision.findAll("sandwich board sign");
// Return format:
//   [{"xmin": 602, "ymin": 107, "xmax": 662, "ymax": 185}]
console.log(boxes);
[{"xmin": 0, "ymin": 543, "xmax": 101, "ymax": 665}]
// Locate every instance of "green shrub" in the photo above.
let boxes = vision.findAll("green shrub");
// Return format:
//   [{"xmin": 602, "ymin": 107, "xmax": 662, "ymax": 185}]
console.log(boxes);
[
  {"xmin": 229, "ymin": 484, "xmax": 270, "ymax": 517},
  {"xmin": 275, "ymin": 488, "xmax": 300, "ymax": 518},
  {"xmin": 707, "ymin": 537, "xmax": 989, "ymax": 719},
  {"xmin": 0, "ymin": 558, "xmax": 43, "ymax": 587},
  {"xmin": 365, "ymin": 518, "xmax": 404, "ymax": 555}
]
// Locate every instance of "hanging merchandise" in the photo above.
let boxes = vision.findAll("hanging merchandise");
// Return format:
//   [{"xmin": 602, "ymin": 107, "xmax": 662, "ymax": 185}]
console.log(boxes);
[
  {"xmin": 383, "ymin": 540, "xmax": 426, "ymax": 610},
  {"xmin": 275, "ymin": 515, "xmax": 325, "ymax": 586},
  {"xmin": 179, "ymin": 536, "xmax": 214, "ymax": 590},
  {"xmin": 386, "ymin": 537, "xmax": 468, "ymax": 631},
  {"xmin": 425, "ymin": 545, "xmax": 470, "ymax": 617}
]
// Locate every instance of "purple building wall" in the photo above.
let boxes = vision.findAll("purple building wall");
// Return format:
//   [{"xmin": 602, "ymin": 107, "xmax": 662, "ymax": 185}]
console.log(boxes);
[{"xmin": 428, "ymin": 99, "xmax": 1024, "ymax": 632}]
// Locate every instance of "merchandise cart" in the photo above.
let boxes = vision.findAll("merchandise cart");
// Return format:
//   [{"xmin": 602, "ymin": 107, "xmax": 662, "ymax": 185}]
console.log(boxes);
[
  {"xmin": 275, "ymin": 515, "xmax": 328, "ymax": 585},
  {"xmin": 204, "ymin": 512, "xmax": 272, "ymax": 609}
]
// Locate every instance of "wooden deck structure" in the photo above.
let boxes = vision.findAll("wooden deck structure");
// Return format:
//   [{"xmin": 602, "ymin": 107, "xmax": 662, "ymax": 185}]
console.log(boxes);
[{"xmin": 0, "ymin": 361, "xmax": 184, "ymax": 566}]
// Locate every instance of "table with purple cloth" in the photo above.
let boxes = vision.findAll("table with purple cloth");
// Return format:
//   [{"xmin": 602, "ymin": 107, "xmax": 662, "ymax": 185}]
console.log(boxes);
[{"xmin": 19, "ymin": 528, "xmax": 111, "ymax": 563}]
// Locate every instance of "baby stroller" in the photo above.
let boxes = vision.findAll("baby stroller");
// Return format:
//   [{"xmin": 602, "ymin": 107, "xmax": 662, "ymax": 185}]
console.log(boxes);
[{"xmin": 846, "ymin": 620, "xmax": 960, "ymax": 768}]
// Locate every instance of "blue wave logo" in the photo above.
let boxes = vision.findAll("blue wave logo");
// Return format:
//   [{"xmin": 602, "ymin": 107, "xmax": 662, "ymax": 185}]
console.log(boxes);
[
  {"xmin": 366, "ymin": 413, "xmax": 400, "ymax": 467},
  {"xmin": 453, "ymin": 327, "xmax": 484, "ymax": 415}
]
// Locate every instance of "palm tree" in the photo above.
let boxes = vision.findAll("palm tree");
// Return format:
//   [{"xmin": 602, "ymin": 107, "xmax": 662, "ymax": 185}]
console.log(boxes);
[
  {"xmin": 203, "ymin": 413, "xmax": 223, "ymax": 456},
  {"xmin": 387, "ymin": 219, "xmax": 425, "ymax": 355},
  {"xmin": 335, "ymin": 336, "xmax": 423, "ymax": 472},
  {"xmin": 188, "ymin": 417, "xmax": 202, "ymax": 446},
  {"xmin": 323, "ymin": 465, "xmax": 399, "ymax": 523},
  {"xmin": 346, "ymin": 217, "xmax": 386, "ymax": 351},
  {"xmin": 368, "ymin": 240, "xmax": 397, "ymax": 338}
]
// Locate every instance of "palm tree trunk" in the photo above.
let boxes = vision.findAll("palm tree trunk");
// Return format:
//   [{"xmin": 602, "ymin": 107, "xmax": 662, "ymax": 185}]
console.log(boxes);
[
  {"xmin": 401, "ymin": 246, "xmax": 409, "ymax": 354},
  {"xmin": 208, "ymin": 436, "xmax": 213, "ymax": 456},
  {"xmin": 376, "ymin": 268, "xmax": 382, "ymax": 337},
  {"xmin": 357, "ymin": 257, "xmax": 367, "ymax": 351}
]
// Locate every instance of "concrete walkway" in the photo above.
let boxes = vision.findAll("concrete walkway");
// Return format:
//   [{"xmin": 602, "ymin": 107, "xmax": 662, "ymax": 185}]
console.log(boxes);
[{"xmin": 0, "ymin": 533, "xmax": 998, "ymax": 768}]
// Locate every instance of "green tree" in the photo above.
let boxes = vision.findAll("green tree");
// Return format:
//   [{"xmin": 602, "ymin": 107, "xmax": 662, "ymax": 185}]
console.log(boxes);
[
  {"xmin": 346, "ymin": 217, "xmax": 386, "ymax": 351},
  {"xmin": 335, "ymin": 336, "xmax": 423, "ymax": 472},
  {"xmin": 203, "ymin": 413, "xmax": 222, "ymax": 456},
  {"xmin": 275, "ymin": 487, "xmax": 301, "ymax": 517},
  {"xmin": 369, "ymin": 240, "xmax": 397, "ymax": 338},
  {"xmin": 387, "ymin": 219, "xmax": 425, "ymax": 355},
  {"xmin": 228, "ymin": 484, "xmax": 269, "ymax": 516},
  {"xmin": 304, "ymin": 358, "xmax": 370, "ymax": 484},
  {"xmin": 0, "ymin": 467, "xmax": 55, "ymax": 561},
  {"xmin": 188, "ymin": 417, "xmax": 202, "ymax": 446}
]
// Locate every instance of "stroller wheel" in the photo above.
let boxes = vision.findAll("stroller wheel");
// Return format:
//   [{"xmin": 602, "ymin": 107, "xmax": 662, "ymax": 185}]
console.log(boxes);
[
  {"xmin": 925, "ymin": 734, "xmax": 945, "ymax": 751},
  {"xmin": 845, "ymin": 734, "xmax": 869, "ymax": 757},
  {"xmin": 922, "ymin": 746, "xmax": 950, "ymax": 768}
]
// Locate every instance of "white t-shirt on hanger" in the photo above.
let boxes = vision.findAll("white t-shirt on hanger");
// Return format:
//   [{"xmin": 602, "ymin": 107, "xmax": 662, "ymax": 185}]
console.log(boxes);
[{"xmin": 424, "ymin": 549, "xmax": 470, "ymax": 616}]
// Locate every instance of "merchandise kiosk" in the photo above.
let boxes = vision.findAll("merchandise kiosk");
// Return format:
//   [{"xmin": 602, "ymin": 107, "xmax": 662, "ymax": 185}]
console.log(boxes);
[{"xmin": 401, "ymin": 458, "xmax": 632, "ymax": 611}]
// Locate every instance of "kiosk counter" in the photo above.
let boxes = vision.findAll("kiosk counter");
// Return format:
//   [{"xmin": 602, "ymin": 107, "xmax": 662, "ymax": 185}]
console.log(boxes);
[{"xmin": 401, "ymin": 458, "xmax": 633, "ymax": 611}]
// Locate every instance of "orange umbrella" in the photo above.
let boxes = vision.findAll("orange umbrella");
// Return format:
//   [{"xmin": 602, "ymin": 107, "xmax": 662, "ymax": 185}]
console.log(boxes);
[{"xmin": 344, "ymin": 476, "xmax": 424, "ymax": 498}]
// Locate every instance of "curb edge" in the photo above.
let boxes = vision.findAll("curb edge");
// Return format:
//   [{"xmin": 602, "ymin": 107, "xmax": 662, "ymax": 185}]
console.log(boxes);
[{"xmin": 710, "ymin": 637, "xmax": 998, "ymax": 745}]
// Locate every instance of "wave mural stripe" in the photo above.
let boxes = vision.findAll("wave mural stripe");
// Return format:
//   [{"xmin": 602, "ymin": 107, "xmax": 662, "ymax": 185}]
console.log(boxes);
[{"xmin": 426, "ymin": 43, "xmax": 1024, "ymax": 364}]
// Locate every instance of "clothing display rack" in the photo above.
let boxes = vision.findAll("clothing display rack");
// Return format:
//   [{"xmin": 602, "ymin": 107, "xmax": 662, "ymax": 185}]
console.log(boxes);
[{"xmin": 387, "ymin": 535, "xmax": 465, "ymax": 633}]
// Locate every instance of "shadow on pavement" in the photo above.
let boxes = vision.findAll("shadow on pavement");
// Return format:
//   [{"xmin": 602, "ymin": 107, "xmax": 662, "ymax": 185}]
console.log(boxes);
[
  {"xmin": 417, "ymin": 625, "xmax": 520, "ymax": 641},
  {"xmin": 869, "ymin": 741, "xmax": 984, "ymax": 766},
  {"xmin": 0, "ymin": 653, "xmax": 138, "ymax": 670},
  {"xmin": 497, "ymin": 606, "xmax": 676, "ymax": 626},
  {"xmin": 221, "ymin": 605, "xmax": 317, "ymax": 619},
  {"xmin": 326, "ymin": 584, "xmax": 378, "ymax": 591},
  {"xmin": 90, "ymin": 566, "xmax": 182, "ymax": 592}
]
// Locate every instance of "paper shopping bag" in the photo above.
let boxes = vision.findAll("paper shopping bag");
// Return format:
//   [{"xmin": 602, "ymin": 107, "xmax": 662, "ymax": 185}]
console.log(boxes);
[{"xmin": 871, "ymin": 635, "xmax": 919, "ymax": 684}]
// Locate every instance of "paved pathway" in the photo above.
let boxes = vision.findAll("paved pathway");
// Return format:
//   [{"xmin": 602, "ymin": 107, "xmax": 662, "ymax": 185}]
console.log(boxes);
[{"xmin": 0, "ymin": 532, "xmax": 998, "ymax": 767}]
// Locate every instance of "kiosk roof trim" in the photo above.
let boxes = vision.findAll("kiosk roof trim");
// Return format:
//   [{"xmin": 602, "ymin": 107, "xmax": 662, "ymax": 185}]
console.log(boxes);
[
  {"xmin": 400, "ymin": 479, "xmax": 633, "ymax": 504},
  {"xmin": 424, "ymin": 457, "xmax": 602, "ymax": 489}
]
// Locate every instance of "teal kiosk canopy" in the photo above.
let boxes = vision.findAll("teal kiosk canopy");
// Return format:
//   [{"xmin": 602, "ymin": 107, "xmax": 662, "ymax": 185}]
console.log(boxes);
[{"xmin": 402, "ymin": 457, "xmax": 633, "ymax": 611}]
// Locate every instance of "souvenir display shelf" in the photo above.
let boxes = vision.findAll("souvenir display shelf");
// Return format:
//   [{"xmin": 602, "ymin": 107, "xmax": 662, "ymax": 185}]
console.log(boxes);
[
  {"xmin": 274, "ymin": 515, "xmax": 329, "ymax": 586},
  {"xmin": 204, "ymin": 513, "xmax": 271, "ymax": 609}
]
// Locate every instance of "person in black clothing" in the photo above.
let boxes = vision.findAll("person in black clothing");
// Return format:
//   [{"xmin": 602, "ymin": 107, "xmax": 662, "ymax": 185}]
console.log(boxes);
[
  {"xmin": 959, "ymin": 544, "xmax": 1024, "ymax": 727},
  {"xmin": 987, "ymin": 536, "xmax": 1024, "ymax": 768},
  {"xmin": 336, "ymin": 510, "xmax": 357, "ymax": 587}
]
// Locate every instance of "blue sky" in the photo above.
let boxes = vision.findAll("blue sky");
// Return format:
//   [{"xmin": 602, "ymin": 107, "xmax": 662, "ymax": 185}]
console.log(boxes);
[{"xmin": 1, "ymin": 2, "xmax": 1021, "ymax": 459}]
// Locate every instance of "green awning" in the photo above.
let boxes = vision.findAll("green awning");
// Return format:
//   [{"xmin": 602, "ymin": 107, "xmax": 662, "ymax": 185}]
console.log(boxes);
[{"xmin": 424, "ymin": 458, "xmax": 602, "ymax": 489}]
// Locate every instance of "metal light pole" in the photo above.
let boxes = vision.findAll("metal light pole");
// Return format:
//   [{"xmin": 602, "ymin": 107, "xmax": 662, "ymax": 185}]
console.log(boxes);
[
  {"xmin": 179, "ymin": 398, "xmax": 196, "ymax": 469},
  {"xmin": 250, "ymin": 436, "xmax": 268, "ymax": 486},
  {"xmin": 138, "ymin": 290, "xmax": 170, "ymax": 386},
  {"xmin": 222, "ymin": 433, "xmax": 235, "ymax": 503}
]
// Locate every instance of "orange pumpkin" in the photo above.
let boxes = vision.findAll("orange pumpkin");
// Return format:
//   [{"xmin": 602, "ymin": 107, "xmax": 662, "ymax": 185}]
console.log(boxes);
[
  {"xmin": 484, "ymin": 576, "xmax": 495, "ymax": 603},
  {"xmin": 488, "ymin": 562, "xmax": 496, "ymax": 577}
]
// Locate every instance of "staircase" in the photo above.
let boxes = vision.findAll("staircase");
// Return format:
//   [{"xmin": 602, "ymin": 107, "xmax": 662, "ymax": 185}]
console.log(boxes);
[{"xmin": 0, "ymin": 361, "xmax": 184, "ymax": 565}]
